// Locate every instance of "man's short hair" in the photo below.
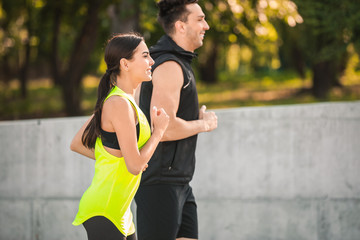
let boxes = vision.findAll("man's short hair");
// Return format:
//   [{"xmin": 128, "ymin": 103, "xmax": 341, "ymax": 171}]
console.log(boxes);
[{"xmin": 157, "ymin": 0, "xmax": 198, "ymax": 35}]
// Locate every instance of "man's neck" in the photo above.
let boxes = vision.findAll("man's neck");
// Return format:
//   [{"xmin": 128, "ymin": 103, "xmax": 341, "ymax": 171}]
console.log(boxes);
[{"xmin": 169, "ymin": 34, "xmax": 194, "ymax": 52}]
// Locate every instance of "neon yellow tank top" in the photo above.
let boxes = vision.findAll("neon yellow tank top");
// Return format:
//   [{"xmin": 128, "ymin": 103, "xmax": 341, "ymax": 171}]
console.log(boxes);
[{"xmin": 72, "ymin": 86, "xmax": 151, "ymax": 236}]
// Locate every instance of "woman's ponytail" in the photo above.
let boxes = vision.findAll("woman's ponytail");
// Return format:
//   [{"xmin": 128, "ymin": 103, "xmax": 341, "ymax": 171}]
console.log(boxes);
[{"xmin": 81, "ymin": 72, "xmax": 113, "ymax": 148}]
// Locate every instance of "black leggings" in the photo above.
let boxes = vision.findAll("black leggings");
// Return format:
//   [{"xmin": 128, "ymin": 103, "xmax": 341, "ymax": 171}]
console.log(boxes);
[{"xmin": 83, "ymin": 216, "xmax": 137, "ymax": 240}]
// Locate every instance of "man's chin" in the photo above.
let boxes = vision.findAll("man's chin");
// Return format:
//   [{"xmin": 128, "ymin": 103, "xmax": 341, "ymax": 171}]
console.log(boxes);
[{"xmin": 196, "ymin": 41, "xmax": 204, "ymax": 49}]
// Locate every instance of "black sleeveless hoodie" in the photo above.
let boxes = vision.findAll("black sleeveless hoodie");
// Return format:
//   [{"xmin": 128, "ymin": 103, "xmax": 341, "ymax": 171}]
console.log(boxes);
[{"xmin": 139, "ymin": 35, "xmax": 199, "ymax": 185}]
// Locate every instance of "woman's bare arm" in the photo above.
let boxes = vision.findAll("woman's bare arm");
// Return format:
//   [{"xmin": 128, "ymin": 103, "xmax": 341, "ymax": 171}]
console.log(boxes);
[
  {"xmin": 70, "ymin": 115, "xmax": 95, "ymax": 160},
  {"xmin": 105, "ymin": 96, "xmax": 168, "ymax": 175}
]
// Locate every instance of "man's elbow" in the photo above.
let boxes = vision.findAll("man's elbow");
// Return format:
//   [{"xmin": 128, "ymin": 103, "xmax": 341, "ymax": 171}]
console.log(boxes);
[
  {"xmin": 160, "ymin": 122, "xmax": 178, "ymax": 141},
  {"xmin": 161, "ymin": 132, "xmax": 171, "ymax": 142}
]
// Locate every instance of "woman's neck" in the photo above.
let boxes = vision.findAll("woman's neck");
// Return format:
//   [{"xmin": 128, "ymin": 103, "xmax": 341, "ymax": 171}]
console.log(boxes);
[{"xmin": 116, "ymin": 76, "xmax": 136, "ymax": 98}]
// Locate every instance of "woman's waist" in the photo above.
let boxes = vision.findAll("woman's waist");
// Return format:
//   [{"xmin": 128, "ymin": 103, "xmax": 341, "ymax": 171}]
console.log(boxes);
[{"xmin": 87, "ymin": 173, "xmax": 141, "ymax": 196}]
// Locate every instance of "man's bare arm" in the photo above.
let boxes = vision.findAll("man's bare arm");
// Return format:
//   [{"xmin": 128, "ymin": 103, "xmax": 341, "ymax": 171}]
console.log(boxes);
[{"xmin": 151, "ymin": 61, "xmax": 217, "ymax": 141}]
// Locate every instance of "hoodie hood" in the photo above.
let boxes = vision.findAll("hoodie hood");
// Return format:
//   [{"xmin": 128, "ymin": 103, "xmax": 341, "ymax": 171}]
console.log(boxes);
[{"xmin": 150, "ymin": 35, "xmax": 197, "ymax": 63}]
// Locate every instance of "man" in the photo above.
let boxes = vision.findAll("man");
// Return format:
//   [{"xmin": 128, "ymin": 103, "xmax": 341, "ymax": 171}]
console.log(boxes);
[{"xmin": 135, "ymin": 1, "xmax": 218, "ymax": 239}]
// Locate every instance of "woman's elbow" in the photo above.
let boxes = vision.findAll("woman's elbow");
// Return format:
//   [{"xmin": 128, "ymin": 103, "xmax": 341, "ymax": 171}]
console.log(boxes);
[
  {"xmin": 70, "ymin": 139, "xmax": 80, "ymax": 153},
  {"xmin": 70, "ymin": 142, "xmax": 75, "ymax": 152},
  {"xmin": 126, "ymin": 164, "xmax": 144, "ymax": 176},
  {"xmin": 128, "ymin": 167, "xmax": 142, "ymax": 176}
]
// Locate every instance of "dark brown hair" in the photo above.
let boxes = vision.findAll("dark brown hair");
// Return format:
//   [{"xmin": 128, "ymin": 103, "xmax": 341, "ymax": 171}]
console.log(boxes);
[
  {"xmin": 157, "ymin": 0, "xmax": 198, "ymax": 35},
  {"xmin": 82, "ymin": 33, "xmax": 144, "ymax": 149}
]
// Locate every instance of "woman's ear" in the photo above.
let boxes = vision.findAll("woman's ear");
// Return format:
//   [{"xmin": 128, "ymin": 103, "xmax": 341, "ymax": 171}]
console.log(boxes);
[{"xmin": 119, "ymin": 58, "xmax": 129, "ymax": 71}]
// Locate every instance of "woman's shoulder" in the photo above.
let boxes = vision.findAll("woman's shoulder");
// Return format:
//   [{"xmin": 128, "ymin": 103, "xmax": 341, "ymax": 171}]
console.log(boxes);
[{"xmin": 104, "ymin": 95, "xmax": 132, "ymax": 111}]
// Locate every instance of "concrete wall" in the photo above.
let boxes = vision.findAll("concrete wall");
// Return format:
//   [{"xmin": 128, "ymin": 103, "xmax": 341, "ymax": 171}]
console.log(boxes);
[{"xmin": 0, "ymin": 101, "xmax": 359, "ymax": 240}]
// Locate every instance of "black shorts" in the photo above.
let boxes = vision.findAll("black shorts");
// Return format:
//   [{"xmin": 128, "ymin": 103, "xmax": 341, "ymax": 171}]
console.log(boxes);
[
  {"xmin": 83, "ymin": 216, "xmax": 136, "ymax": 240},
  {"xmin": 134, "ymin": 184, "xmax": 198, "ymax": 240}
]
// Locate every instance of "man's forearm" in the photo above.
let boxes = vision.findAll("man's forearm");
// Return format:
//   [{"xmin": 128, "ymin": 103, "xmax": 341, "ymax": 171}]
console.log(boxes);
[{"xmin": 161, "ymin": 117, "xmax": 205, "ymax": 141}]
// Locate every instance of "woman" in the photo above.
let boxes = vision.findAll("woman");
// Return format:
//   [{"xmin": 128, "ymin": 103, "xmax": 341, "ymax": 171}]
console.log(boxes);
[{"xmin": 70, "ymin": 33, "xmax": 169, "ymax": 240}]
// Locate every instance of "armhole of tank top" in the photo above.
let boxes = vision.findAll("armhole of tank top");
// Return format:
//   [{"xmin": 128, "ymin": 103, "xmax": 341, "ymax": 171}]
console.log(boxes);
[
  {"xmin": 129, "ymin": 100, "xmax": 144, "ymax": 146},
  {"xmin": 172, "ymin": 58, "xmax": 188, "ymax": 88},
  {"xmin": 104, "ymin": 90, "xmax": 141, "ymax": 132},
  {"xmin": 157, "ymin": 55, "xmax": 188, "ymax": 89},
  {"xmin": 122, "ymin": 96, "xmax": 142, "ymax": 141},
  {"xmin": 127, "ymin": 99, "xmax": 140, "ymax": 123}
]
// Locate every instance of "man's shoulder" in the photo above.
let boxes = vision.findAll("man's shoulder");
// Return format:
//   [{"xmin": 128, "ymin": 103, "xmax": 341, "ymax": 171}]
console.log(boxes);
[
  {"xmin": 153, "ymin": 52, "xmax": 180, "ymax": 62},
  {"xmin": 152, "ymin": 53, "xmax": 185, "ymax": 71}
]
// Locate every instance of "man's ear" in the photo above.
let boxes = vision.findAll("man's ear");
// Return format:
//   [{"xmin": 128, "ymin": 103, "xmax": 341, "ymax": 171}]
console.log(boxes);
[
  {"xmin": 174, "ymin": 20, "xmax": 186, "ymax": 34},
  {"xmin": 120, "ymin": 58, "xmax": 129, "ymax": 71}
]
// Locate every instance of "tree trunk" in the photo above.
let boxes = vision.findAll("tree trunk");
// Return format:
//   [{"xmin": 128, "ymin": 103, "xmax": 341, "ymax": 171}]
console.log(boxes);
[
  {"xmin": 1, "ymin": 54, "xmax": 11, "ymax": 84},
  {"xmin": 0, "ymin": 19, "xmax": 12, "ymax": 84},
  {"xmin": 277, "ymin": 21, "xmax": 306, "ymax": 79},
  {"xmin": 107, "ymin": 1, "xmax": 140, "ymax": 33},
  {"xmin": 291, "ymin": 44, "xmax": 306, "ymax": 79},
  {"xmin": 61, "ymin": 0, "xmax": 101, "ymax": 116},
  {"xmin": 333, "ymin": 51, "xmax": 348, "ymax": 87},
  {"xmin": 312, "ymin": 52, "xmax": 347, "ymax": 98},
  {"xmin": 312, "ymin": 60, "xmax": 334, "ymax": 99},
  {"xmin": 19, "ymin": 40, "xmax": 30, "ymax": 98},
  {"xmin": 19, "ymin": 3, "xmax": 32, "ymax": 99},
  {"xmin": 51, "ymin": 0, "xmax": 62, "ymax": 86}
]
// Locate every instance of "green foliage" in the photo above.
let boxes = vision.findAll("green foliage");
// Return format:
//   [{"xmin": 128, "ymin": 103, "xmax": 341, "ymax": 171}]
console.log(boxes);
[
  {"xmin": 293, "ymin": 0, "xmax": 360, "ymax": 63},
  {"xmin": 195, "ymin": 0, "xmax": 304, "ymax": 74},
  {"xmin": 1, "ymin": 0, "xmax": 359, "ymax": 78},
  {"xmin": 1, "ymin": 0, "xmax": 360, "ymax": 116},
  {"xmin": 139, "ymin": 0, "xmax": 163, "ymax": 45},
  {"xmin": 0, "ymin": 0, "xmax": 303, "ymax": 80}
]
